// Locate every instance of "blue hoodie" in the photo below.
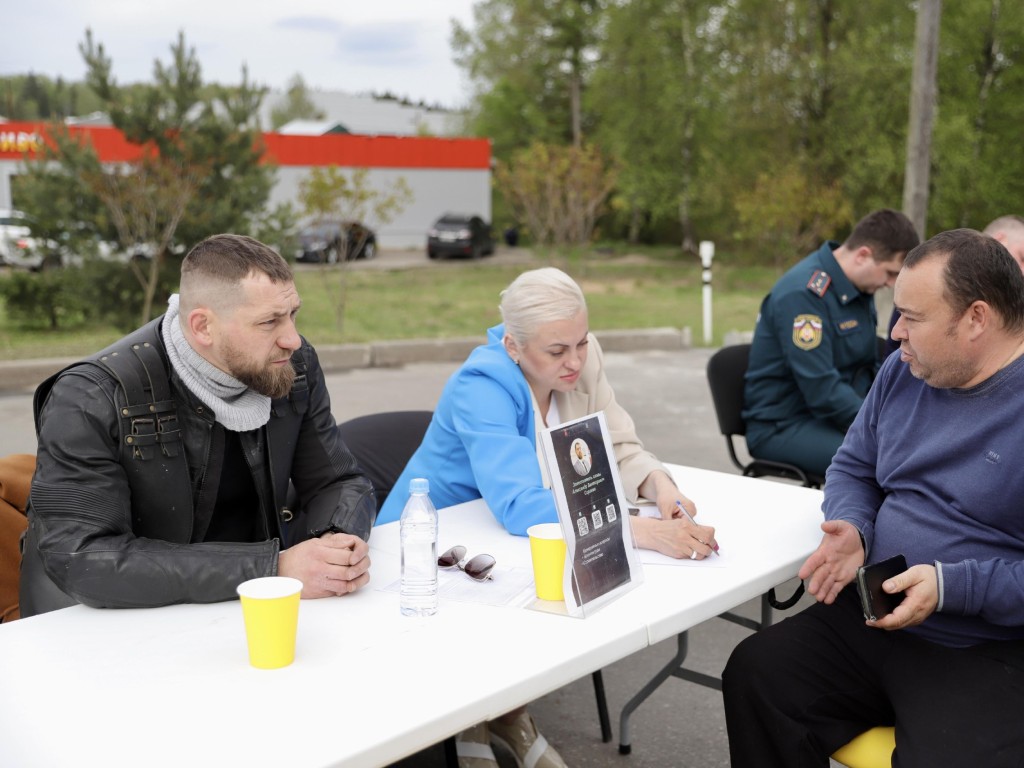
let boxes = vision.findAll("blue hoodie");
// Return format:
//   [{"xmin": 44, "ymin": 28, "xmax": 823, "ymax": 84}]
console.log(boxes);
[{"xmin": 376, "ymin": 324, "xmax": 558, "ymax": 535}]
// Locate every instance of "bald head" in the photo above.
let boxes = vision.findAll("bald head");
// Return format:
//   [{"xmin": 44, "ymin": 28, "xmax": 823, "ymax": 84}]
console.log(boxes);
[{"xmin": 983, "ymin": 215, "xmax": 1024, "ymax": 274}]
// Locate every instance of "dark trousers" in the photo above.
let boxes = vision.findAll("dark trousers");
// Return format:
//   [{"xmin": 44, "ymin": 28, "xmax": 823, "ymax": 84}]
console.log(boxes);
[
  {"xmin": 722, "ymin": 587, "xmax": 1024, "ymax": 768},
  {"xmin": 746, "ymin": 417, "xmax": 845, "ymax": 478}
]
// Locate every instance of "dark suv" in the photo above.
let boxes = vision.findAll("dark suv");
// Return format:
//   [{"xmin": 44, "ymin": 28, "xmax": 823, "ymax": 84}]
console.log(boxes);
[
  {"xmin": 295, "ymin": 221, "xmax": 377, "ymax": 263},
  {"xmin": 426, "ymin": 214, "xmax": 494, "ymax": 260}
]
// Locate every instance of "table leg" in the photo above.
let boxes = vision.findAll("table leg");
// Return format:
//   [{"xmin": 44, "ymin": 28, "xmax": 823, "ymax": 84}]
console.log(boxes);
[
  {"xmin": 618, "ymin": 632, "xmax": 692, "ymax": 755},
  {"xmin": 591, "ymin": 670, "xmax": 612, "ymax": 743},
  {"xmin": 444, "ymin": 735, "xmax": 457, "ymax": 767}
]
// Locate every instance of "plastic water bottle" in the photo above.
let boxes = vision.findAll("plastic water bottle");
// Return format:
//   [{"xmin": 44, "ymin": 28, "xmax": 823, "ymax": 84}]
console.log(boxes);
[{"xmin": 400, "ymin": 477, "xmax": 438, "ymax": 616}]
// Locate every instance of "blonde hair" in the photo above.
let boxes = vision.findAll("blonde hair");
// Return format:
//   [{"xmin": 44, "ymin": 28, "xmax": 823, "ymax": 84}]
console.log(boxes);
[{"xmin": 499, "ymin": 268, "xmax": 587, "ymax": 345}]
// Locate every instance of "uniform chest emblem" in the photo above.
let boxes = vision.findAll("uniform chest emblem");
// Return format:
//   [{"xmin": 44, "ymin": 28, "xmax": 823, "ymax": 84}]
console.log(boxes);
[{"xmin": 792, "ymin": 314, "xmax": 824, "ymax": 350}]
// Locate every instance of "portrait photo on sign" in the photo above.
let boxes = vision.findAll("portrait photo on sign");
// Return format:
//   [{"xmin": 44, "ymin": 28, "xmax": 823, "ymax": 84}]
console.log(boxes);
[{"xmin": 570, "ymin": 438, "xmax": 592, "ymax": 476}]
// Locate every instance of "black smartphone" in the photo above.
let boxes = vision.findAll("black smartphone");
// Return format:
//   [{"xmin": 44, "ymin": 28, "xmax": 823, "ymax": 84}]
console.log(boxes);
[{"xmin": 855, "ymin": 554, "xmax": 907, "ymax": 621}]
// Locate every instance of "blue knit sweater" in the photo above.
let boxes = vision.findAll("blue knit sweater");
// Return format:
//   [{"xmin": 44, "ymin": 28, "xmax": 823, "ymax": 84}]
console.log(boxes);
[{"xmin": 824, "ymin": 351, "xmax": 1024, "ymax": 647}]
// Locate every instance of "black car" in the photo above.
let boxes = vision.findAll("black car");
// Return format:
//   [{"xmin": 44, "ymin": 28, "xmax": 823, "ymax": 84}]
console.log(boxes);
[
  {"xmin": 426, "ymin": 214, "xmax": 494, "ymax": 260},
  {"xmin": 295, "ymin": 221, "xmax": 377, "ymax": 263}
]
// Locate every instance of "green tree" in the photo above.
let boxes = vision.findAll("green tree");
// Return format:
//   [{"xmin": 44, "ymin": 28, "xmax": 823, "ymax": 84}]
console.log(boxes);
[
  {"xmin": 20, "ymin": 74, "xmax": 49, "ymax": 120},
  {"xmin": 87, "ymin": 152, "xmax": 204, "ymax": 322},
  {"xmin": 298, "ymin": 167, "xmax": 412, "ymax": 234},
  {"xmin": 0, "ymin": 74, "xmax": 105, "ymax": 120},
  {"xmin": 80, "ymin": 30, "xmax": 275, "ymax": 250},
  {"xmin": 249, "ymin": 202, "xmax": 301, "ymax": 262},
  {"xmin": 734, "ymin": 163, "xmax": 853, "ymax": 267},
  {"xmin": 928, "ymin": 0, "xmax": 1024, "ymax": 232},
  {"xmin": 269, "ymin": 74, "xmax": 326, "ymax": 130},
  {"xmin": 452, "ymin": 0, "xmax": 606, "ymax": 156},
  {"xmin": 495, "ymin": 141, "xmax": 615, "ymax": 246},
  {"xmin": 12, "ymin": 123, "xmax": 111, "ymax": 246},
  {"xmin": 591, "ymin": 0, "xmax": 721, "ymax": 250},
  {"xmin": 0, "ymin": 269, "xmax": 84, "ymax": 330},
  {"xmin": 15, "ymin": 29, "xmax": 275, "ymax": 326},
  {"xmin": 16, "ymin": 121, "xmax": 202, "ymax": 326},
  {"xmin": 697, "ymin": 0, "xmax": 917, "ymax": 251},
  {"xmin": 297, "ymin": 166, "xmax": 413, "ymax": 329}
]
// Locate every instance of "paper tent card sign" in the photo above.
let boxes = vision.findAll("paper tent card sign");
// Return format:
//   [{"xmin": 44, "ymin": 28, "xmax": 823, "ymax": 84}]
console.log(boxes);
[{"xmin": 540, "ymin": 411, "xmax": 643, "ymax": 617}]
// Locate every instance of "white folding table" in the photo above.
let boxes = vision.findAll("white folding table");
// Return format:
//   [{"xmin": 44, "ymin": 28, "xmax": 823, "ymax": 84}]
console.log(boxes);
[{"xmin": 0, "ymin": 465, "xmax": 822, "ymax": 767}]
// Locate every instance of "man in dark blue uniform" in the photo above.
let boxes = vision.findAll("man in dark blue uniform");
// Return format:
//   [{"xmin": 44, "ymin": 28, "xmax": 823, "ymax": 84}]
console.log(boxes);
[{"xmin": 743, "ymin": 209, "xmax": 920, "ymax": 477}]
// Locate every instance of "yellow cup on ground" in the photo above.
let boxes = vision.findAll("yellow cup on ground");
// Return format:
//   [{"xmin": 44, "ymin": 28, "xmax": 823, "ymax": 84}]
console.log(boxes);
[
  {"xmin": 527, "ymin": 523, "xmax": 567, "ymax": 601},
  {"xmin": 236, "ymin": 576, "xmax": 303, "ymax": 669}
]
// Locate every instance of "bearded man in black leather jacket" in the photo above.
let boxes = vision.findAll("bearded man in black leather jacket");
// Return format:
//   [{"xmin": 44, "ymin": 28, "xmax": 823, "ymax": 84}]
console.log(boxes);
[{"xmin": 20, "ymin": 234, "xmax": 376, "ymax": 615}]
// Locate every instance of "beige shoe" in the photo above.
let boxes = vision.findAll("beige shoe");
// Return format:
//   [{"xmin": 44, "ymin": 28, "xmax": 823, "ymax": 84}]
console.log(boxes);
[
  {"xmin": 455, "ymin": 722, "xmax": 499, "ymax": 768},
  {"xmin": 488, "ymin": 710, "xmax": 569, "ymax": 768}
]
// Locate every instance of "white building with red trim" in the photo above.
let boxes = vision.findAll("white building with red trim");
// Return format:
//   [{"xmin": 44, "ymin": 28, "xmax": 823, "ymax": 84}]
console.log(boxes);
[{"xmin": 0, "ymin": 122, "xmax": 491, "ymax": 250}]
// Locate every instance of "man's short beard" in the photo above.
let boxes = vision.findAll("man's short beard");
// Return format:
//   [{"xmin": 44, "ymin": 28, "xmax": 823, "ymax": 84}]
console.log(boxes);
[
  {"xmin": 234, "ymin": 364, "xmax": 295, "ymax": 399},
  {"xmin": 222, "ymin": 342, "xmax": 296, "ymax": 399}
]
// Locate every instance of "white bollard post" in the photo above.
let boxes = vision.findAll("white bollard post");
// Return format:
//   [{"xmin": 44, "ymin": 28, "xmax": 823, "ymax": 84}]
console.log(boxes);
[{"xmin": 699, "ymin": 240, "xmax": 715, "ymax": 346}]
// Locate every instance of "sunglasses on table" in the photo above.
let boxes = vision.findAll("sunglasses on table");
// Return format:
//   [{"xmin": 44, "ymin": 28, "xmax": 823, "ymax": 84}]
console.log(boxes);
[{"xmin": 437, "ymin": 545, "xmax": 496, "ymax": 582}]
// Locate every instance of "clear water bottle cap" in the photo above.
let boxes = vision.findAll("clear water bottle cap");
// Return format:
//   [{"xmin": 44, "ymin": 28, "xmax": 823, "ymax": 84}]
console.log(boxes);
[{"xmin": 409, "ymin": 477, "xmax": 429, "ymax": 495}]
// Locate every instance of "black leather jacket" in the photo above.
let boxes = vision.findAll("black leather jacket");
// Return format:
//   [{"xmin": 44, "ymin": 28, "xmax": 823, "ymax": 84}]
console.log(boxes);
[{"xmin": 20, "ymin": 319, "xmax": 375, "ymax": 615}]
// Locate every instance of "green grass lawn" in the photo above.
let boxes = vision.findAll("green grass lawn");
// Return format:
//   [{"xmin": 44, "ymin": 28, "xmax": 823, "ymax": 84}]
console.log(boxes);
[{"xmin": 0, "ymin": 249, "xmax": 781, "ymax": 361}]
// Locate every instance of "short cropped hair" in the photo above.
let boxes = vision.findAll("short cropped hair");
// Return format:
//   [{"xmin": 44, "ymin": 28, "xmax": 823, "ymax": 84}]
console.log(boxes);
[
  {"xmin": 179, "ymin": 234, "xmax": 292, "ymax": 314},
  {"xmin": 983, "ymin": 215, "xmax": 1024, "ymax": 239},
  {"xmin": 904, "ymin": 228, "xmax": 1024, "ymax": 334},
  {"xmin": 845, "ymin": 209, "xmax": 921, "ymax": 263},
  {"xmin": 499, "ymin": 267, "xmax": 587, "ymax": 345}
]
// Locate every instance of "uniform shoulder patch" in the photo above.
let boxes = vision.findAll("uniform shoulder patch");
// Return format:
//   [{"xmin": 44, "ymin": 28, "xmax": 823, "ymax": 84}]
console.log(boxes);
[
  {"xmin": 792, "ymin": 314, "xmax": 824, "ymax": 350},
  {"xmin": 806, "ymin": 271, "xmax": 831, "ymax": 297}
]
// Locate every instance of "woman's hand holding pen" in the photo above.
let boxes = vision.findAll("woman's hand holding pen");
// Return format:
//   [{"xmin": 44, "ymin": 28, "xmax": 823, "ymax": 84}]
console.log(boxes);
[
  {"xmin": 632, "ymin": 472, "xmax": 719, "ymax": 560},
  {"xmin": 652, "ymin": 476, "xmax": 719, "ymax": 557},
  {"xmin": 673, "ymin": 498, "xmax": 720, "ymax": 559},
  {"xmin": 630, "ymin": 513, "xmax": 718, "ymax": 560}
]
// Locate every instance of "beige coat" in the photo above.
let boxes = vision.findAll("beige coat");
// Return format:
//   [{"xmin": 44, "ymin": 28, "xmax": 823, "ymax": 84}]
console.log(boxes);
[{"xmin": 541, "ymin": 334, "xmax": 668, "ymax": 503}]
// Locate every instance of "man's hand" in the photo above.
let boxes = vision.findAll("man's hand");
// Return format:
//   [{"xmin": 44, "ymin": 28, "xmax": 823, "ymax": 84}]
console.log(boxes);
[
  {"xmin": 868, "ymin": 564, "xmax": 938, "ymax": 631},
  {"xmin": 278, "ymin": 532, "xmax": 371, "ymax": 598},
  {"xmin": 798, "ymin": 520, "xmax": 864, "ymax": 604}
]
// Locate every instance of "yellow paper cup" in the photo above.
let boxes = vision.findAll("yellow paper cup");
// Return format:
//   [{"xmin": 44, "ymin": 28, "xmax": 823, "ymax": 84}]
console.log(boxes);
[
  {"xmin": 527, "ymin": 523, "xmax": 566, "ymax": 601},
  {"xmin": 237, "ymin": 576, "xmax": 303, "ymax": 669}
]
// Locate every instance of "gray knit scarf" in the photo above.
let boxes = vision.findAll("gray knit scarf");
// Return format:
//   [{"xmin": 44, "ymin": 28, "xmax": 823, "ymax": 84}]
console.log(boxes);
[{"xmin": 161, "ymin": 294, "xmax": 271, "ymax": 432}]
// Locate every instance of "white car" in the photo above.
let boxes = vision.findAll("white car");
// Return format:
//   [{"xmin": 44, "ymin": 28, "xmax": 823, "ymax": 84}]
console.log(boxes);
[{"xmin": 0, "ymin": 209, "xmax": 47, "ymax": 269}]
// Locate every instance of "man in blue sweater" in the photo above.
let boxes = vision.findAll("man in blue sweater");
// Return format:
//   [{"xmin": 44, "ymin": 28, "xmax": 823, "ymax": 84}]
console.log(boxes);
[{"xmin": 723, "ymin": 228, "xmax": 1024, "ymax": 766}]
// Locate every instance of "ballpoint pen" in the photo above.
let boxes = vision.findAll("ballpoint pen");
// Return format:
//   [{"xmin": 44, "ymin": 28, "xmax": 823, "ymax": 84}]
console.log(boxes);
[{"xmin": 676, "ymin": 499, "xmax": 720, "ymax": 556}]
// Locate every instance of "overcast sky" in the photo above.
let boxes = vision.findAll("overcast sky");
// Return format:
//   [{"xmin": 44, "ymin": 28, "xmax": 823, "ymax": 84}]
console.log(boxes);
[{"xmin": 0, "ymin": 0, "xmax": 479, "ymax": 108}]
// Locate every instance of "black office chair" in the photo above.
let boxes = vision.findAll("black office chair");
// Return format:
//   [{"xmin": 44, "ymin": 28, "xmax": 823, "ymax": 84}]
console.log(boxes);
[
  {"xmin": 706, "ymin": 343, "xmax": 825, "ymax": 488},
  {"xmin": 337, "ymin": 410, "xmax": 435, "ymax": 511}
]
